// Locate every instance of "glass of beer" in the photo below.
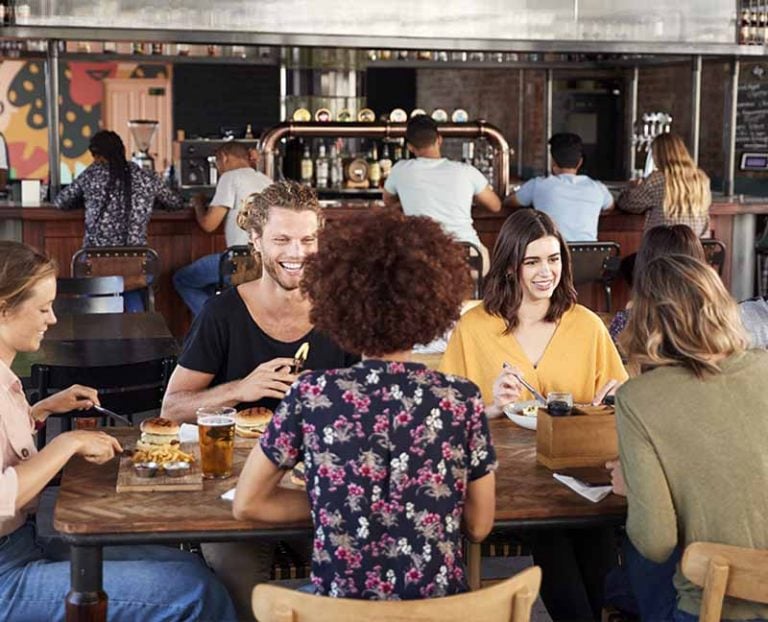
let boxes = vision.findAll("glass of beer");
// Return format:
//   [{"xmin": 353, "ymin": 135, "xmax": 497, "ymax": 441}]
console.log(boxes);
[{"xmin": 197, "ymin": 406, "xmax": 236, "ymax": 479}]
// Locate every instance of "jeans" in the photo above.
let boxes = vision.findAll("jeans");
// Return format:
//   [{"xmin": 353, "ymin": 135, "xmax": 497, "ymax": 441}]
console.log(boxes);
[
  {"xmin": 0, "ymin": 522, "xmax": 237, "ymax": 622},
  {"xmin": 173, "ymin": 253, "xmax": 221, "ymax": 317},
  {"xmin": 622, "ymin": 536, "xmax": 681, "ymax": 621}
]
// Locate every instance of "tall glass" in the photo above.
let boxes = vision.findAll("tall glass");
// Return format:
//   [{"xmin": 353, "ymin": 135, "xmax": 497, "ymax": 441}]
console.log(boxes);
[{"xmin": 197, "ymin": 406, "xmax": 236, "ymax": 479}]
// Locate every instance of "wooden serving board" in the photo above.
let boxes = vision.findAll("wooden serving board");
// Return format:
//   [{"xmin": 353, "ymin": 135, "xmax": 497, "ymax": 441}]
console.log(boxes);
[{"xmin": 116, "ymin": 443, "xmax": 203, "ymax": 493}]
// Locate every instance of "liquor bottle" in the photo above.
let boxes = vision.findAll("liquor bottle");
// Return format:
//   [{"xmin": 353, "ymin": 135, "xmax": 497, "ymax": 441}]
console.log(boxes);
[
  {"xmin": 393, "ymin": 143, "xmax": 403, "ymax": 163},
  {"xmin": 329, "ymin": 144, "xmax": 344, "ymax": 188},
  {"xmin": 315, "ymin": 144, "xmax": 329, "ymax": 189},
  {"xmin": 379, "ymin": 144, "xmax": 392, "ymax": 184},
  {"xmin": 751, "ymin": 6, "xmax": 760, "ymax": 44},
  {"xmin": 740, "ymin": 7, "xmax": 751, "ymax": 44},
  {"xmin": 367, "ymin": 145, "xmax": 381, "ymax": 188},
  {"xmin": 3, "ymin": 0, "xmax": 15, "ymax": 26},
  {"xmin": 151, "ymin": 42, "xmax": 164, "ymax": 55},
  {"xmin": 132, "ymin": 41, "xmax": 146, "ymax": 55},
  {"xmin": 244, "ymin": 123, "xmax": 254, "ymax": 139},
  {"xmin": 300, "ymin": 146, "xmax": 313, "ymax": 186}
]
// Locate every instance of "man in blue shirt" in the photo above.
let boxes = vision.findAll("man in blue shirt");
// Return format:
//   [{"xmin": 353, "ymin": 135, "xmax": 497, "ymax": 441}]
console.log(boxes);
[{"xmin": 506, "ymin": 133, "xmax": 613, "ymax": 241}]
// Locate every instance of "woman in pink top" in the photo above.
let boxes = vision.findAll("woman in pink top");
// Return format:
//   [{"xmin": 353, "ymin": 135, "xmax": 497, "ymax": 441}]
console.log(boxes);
[{"xmin": 0, "ymin": 241, "xmax": 236, "ymax": 621}]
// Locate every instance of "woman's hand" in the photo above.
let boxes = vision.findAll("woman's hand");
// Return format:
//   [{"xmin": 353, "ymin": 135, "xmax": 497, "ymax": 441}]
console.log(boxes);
[
  {"xmin": 487, "ymin": 366, "xmax": 524, "ymax": 418},
  {"xmin": 605, "ymin": 458, "xmax": 626, "ymax": 496},
  {"xmin": 593, "ymin": 379, "xmax": 622, "ymax": 406},
  {"xmin": 32, "ymin": 384, "xmax": 100, "ymax": 421},
  {"xmin": 65, "ymin": 430, "xmax": 123, "ymax": 464}
]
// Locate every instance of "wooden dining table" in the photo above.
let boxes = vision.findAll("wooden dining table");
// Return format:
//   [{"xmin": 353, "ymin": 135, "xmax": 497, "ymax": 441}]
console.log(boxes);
[
  {"xmin": 12, "ymin": 312, "xmax": 179, "ymax": 379},
  {"xmin": 53, "ymin": 418, "xmax": 626, "ymax": 621}
]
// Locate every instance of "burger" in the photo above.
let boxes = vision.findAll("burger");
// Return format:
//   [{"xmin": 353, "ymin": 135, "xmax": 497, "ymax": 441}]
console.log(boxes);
[
  {"xmin": 235, "ymin": 407, "xmax": 273, "ymax": 438},
  {"xmin": 290, "ymin": 461, "xmax": 306, "ymax": 488},
  {"xmin": 137, "ymin": 417, "xmax": 180, "ymax": 450}
]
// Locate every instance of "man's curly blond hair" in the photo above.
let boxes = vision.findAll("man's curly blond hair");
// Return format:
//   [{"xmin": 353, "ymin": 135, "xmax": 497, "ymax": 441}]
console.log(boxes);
[{"xmin": 237, "ymin": 180, "xmax": 324, "ymax": 238}]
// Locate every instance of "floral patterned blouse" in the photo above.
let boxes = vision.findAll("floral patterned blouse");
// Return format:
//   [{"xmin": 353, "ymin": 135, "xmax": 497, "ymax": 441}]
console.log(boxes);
[
  {"xmin": 260, "ymin": 360, "xmax": 497, "ymax": 600},
  {"xmin": 54, "ymin": 161, "xmax": 183, "ymax": 247}
]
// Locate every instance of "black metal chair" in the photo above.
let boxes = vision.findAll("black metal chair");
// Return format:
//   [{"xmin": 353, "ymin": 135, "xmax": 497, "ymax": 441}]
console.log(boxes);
[
  {"xmin": 53, "ymin": 276, "xmax": 125, "ymax": 315},
  {"xmin": 460, "ymin": 241, "xmax": 485, "ymax": 299},
  {"xmin": 71, "ymin": 247, "xmax": 160, "ymax": 311},
  {"xmin": 701, "ymin": 239, "xmax": 727, "ymax": 276},
  {"xmin": 567, "ymin": 241, "xmax": 621, "ymax": 313},
  {"xmin": 218, "ymin": 245, "xmax": 260, "ymax": 291},
  {"xmin": 30, "ymin": 356, "xmax": 177, "ymax": 449}
]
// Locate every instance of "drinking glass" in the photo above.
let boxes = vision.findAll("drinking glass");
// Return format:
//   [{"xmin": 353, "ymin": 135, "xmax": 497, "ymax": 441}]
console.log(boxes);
[
  {"xmin": 546, "ymin": 392, "xmax": 573, "ymax": 417},
  {"xmin": 197, "ymin": 406, "xmax": 236, "ymax": 479}
]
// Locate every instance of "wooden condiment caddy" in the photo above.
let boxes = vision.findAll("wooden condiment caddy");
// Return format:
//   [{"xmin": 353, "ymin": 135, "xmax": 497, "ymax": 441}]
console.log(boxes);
[{"xmin": 536, "ymin": 405, "xmax": 618, "ymax": 469}]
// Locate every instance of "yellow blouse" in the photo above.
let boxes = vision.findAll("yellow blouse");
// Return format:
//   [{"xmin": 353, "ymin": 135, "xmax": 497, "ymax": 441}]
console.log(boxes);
[{"xmin": 440, "ymin": 303, "xmax": 628, "ymax": 405}]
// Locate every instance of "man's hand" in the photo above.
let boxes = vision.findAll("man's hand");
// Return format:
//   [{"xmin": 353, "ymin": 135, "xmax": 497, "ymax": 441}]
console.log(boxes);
[
  {"xmin": 32, "ymin": 384, "xmax": 100, "ymax": 421},
  {"xmin": 237, "ymin": 358, "xmax": 298, "ymax": 403},
  {"xmin": 605, "ymin": 458, "xmax": 626, "ymax": 496}
]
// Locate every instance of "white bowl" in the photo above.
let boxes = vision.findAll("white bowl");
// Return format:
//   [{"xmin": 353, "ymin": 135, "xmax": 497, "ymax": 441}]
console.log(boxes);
[{"xmin": 503, "ymin": 400, "xmax": 540, "ymax": 430}]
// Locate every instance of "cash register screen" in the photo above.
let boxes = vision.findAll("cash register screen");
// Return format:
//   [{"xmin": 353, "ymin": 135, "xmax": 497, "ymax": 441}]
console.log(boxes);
[{"xmin": 740, "ymin": 153, "xmax": 768, "ymax": 170}]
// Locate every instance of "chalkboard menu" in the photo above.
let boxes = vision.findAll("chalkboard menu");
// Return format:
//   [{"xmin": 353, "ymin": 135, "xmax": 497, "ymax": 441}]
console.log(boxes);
[{"xmin": 737, "ymin": 79, "xmax": 768, "ymax": 151}]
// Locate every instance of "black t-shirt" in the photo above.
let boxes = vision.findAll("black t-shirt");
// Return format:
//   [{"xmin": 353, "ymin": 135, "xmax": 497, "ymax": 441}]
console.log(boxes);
[{"xmin": 178, "ymin": 287, "xmax": 359, "ymax": 412}]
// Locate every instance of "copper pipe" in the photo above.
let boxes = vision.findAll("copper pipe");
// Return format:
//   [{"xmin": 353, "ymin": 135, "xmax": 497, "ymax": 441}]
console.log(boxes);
[{"xmin": 259, "ymin": 121, "xmax": 512, "ymax": 197}]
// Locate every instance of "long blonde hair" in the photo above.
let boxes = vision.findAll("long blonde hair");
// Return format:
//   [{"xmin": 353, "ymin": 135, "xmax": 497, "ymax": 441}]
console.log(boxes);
[
  {"xmin": 621, "ymin": 254, "xmax": 748, "ymax": 378},
  {"xmin": 652, "ymin": 133, "xmax": 711, "ymax": 220}
]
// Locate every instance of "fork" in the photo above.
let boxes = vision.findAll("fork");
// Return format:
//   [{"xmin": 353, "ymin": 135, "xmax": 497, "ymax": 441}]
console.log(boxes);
[{"xmin": 502, "ymin": 362, "xmax": 546, "ymax": 404}]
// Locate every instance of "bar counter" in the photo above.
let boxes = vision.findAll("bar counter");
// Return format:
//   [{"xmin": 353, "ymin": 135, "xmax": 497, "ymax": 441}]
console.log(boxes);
[{"xmin": 1, "ymin": 197, "xmax": 765, "ymax": 338}]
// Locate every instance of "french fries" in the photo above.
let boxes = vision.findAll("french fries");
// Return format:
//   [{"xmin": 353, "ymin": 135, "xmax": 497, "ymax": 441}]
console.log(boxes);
[{"xmin": 131, "ymin": 445, "xmax": 195, "ymax": 465}]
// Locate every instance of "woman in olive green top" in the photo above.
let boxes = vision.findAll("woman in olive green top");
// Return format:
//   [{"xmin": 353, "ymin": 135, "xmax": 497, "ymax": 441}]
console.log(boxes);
[{"xmin": 617, "ymin": 254, "xmax": 768, "ymax": 621}]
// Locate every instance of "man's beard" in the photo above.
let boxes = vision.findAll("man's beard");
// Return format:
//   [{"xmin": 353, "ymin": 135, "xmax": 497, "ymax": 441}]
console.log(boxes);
[{"xmin": 261, "ymin": 253, "xmax": 301, "ymax": 292}]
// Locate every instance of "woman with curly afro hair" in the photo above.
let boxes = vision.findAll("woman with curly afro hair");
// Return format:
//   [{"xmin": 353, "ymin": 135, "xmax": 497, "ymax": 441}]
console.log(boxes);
[{"xmin": 234, "ymin": 210, "xmax": 498, "ymax": 600}]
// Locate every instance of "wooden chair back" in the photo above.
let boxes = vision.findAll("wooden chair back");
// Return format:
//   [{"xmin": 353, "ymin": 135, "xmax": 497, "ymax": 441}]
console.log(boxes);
[
  {"xmin": 459, "ymin": 241, "xmax": 485, "ymax": 299},
  {"xmin": 567, "ymin": 241, "xmax": 621, "ymax": 312},
  {"xmin": 71, "ymin": 246, "xmax": 160, "ymax": 310},
  {"xmin": 681, "ymin": 542, "xmax": 768, "ymax": 622},
  {"xmin": 700, "ymin": 239, "xmax": 727, "ymax": 276},
  {"xmin": 252, "ymin": 566, "xmax": 541, "ymax": 622},
  {"xmin": 218, "ymin": 245, "xmax": 261, "ymax": 290}
]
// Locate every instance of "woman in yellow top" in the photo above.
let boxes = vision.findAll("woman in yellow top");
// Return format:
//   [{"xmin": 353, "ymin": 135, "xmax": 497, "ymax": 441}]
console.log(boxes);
[{"xmin": 441, "ymin": 208, "xmax": 627, "ymax": 415}]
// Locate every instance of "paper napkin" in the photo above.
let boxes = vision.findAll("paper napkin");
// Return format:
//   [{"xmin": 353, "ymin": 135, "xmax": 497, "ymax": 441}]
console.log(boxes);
[
  {"xmin": 553, "ymin": 473, "xmax": 613, "ymax": 503},
  {"xmin": 221, "ymin": 488, "xmax": 236, "ymax": 502},
  {"xmin": 179, "ymin": 423, "xmax": 199, "ymax": 443}
]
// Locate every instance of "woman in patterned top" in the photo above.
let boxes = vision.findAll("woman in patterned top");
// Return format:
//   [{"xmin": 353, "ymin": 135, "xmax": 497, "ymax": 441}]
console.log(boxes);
[
  {"xmin": 617, "ymin": 133, "xmax": 711, "ymax": 236},
  {"xmin": 54, "ymin": 130, "xmax": 183, "ymax": 247},
  {"xmin": 234, "ymin": 210, "xmax": 497, "ymax": 600}
]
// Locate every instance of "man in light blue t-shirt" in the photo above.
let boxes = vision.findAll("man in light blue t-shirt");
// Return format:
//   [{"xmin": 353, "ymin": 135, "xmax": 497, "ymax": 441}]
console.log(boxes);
[
  {"xmin": 383, "ymin": 115, "xmax": 501, "ymax": 271},
  {"xmin": 506, "ymin": 133, "xmax": 613, "ymax": 241}
]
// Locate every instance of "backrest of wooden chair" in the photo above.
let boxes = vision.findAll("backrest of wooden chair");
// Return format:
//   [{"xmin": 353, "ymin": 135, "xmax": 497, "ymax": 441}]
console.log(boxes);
[
  {"xmin": 53, "ymin": 295, "xmax": 124, "ymax": 315},
  {"xmin": 71, "ymin": 247, "xmax": 160, "ymax": 309},
  {"xmin": 218, "ymin": 245, "xmax": 261, "ymax": 289},
  {"xmin": 252, "ymin": 566, "xmax": 541, "ymax": 622},
  {"xmin": 701, "ymin": 239, "xmax": 727, "ymax": 276},
  {"xmin": 460, "ymin": 241, "xmax": 485, "ymax": 299},
  {"xmin": 56, "ymin": 276, "xmax": 124, "ymax": 297},
  {"xmin": 682, "ymin": 542, "xmax": 768, "ymax": 622}
]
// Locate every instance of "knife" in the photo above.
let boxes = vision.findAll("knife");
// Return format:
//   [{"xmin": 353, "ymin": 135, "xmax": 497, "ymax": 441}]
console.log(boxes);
[
  {"xmin": 502, "ymin": 362, "xmax": 547, "ymax": 404},
  {"xmin": 92, "ymin": 404, "xmax": 133, "ymax": 427}
]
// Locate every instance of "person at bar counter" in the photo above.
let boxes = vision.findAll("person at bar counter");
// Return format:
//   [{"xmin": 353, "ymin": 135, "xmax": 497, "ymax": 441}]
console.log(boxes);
[
  {"xmin": 53, "ymin": 130, "xmax": 183, "ymax": 311},
  {"xmin": 233, "ymin": 210, "xmax": 497, "ymax": 599},
  {"xmin": 382, "ymin": 114, "xmax": 501, "ymax": 273},
  {"xmin": 616, "ymin": 132, "xmax": 711, "ymax": 236},
  {"xmin": 614, "ymin": 254, "xmax": 768, "ymax": 621},
  {"xmin": 441, "ymin": 209, "xmax": 627, "ymax": 414},
  {"xmin": 504, "ymin": 132, "xmax": 614, "ymax": 241},
  {"xmin": 173, "ymin": 141, "xmax": 272, "ymax": 317},
  {"xmin": 0, "ymin": 241, "xmax": 237, "ymax": 621},
  {"xmin": 161, "ymin": 180, "xmax": 357, "ymax": 619},
  {"xmin": 439, "ymin": 209, "xmax": 627, "ymax": 620}
]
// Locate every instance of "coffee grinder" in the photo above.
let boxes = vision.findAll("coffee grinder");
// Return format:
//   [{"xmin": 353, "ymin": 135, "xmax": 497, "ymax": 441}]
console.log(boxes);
[{"xmin": 128, "ymin": 119, "xmax": 158, "ymax": 171}]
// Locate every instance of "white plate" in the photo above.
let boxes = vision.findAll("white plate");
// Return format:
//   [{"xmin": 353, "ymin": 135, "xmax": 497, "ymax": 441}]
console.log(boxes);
[{"xmin": 503, "ymin": 400, "xmax": 542, "ymax": 430}]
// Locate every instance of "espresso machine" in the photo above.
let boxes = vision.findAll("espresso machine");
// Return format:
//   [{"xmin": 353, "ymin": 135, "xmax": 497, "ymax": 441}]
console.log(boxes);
[{"xmin": 128, "ymin": 119, "xmax": 159, "ymax": 172}]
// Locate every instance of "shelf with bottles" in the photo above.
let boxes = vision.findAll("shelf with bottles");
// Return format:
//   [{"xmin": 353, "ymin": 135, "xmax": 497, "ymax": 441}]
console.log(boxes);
[
  {"xmin": 261, "ymin": 121, "xmax": 511, "ymax": 199},
  {"xmin": 739, "ymin": 1, "xmax": 768, "ymax": 45}
]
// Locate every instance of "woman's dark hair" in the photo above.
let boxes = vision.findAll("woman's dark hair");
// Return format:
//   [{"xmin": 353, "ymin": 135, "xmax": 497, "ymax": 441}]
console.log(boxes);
[
  {"xmin": 89, "ymin": 130, "xmax": 132, "ymax": 221},
  {"xmin": 627, "ymin": 224, "xmax": 706, "ymax": 288},
  {"xmin": 301, "ymin": 210, "xmax": 471, "ymax": 356},
  {"xmin": 483, "ymin": 209, "xmax": 576, "ymax": 333}
]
